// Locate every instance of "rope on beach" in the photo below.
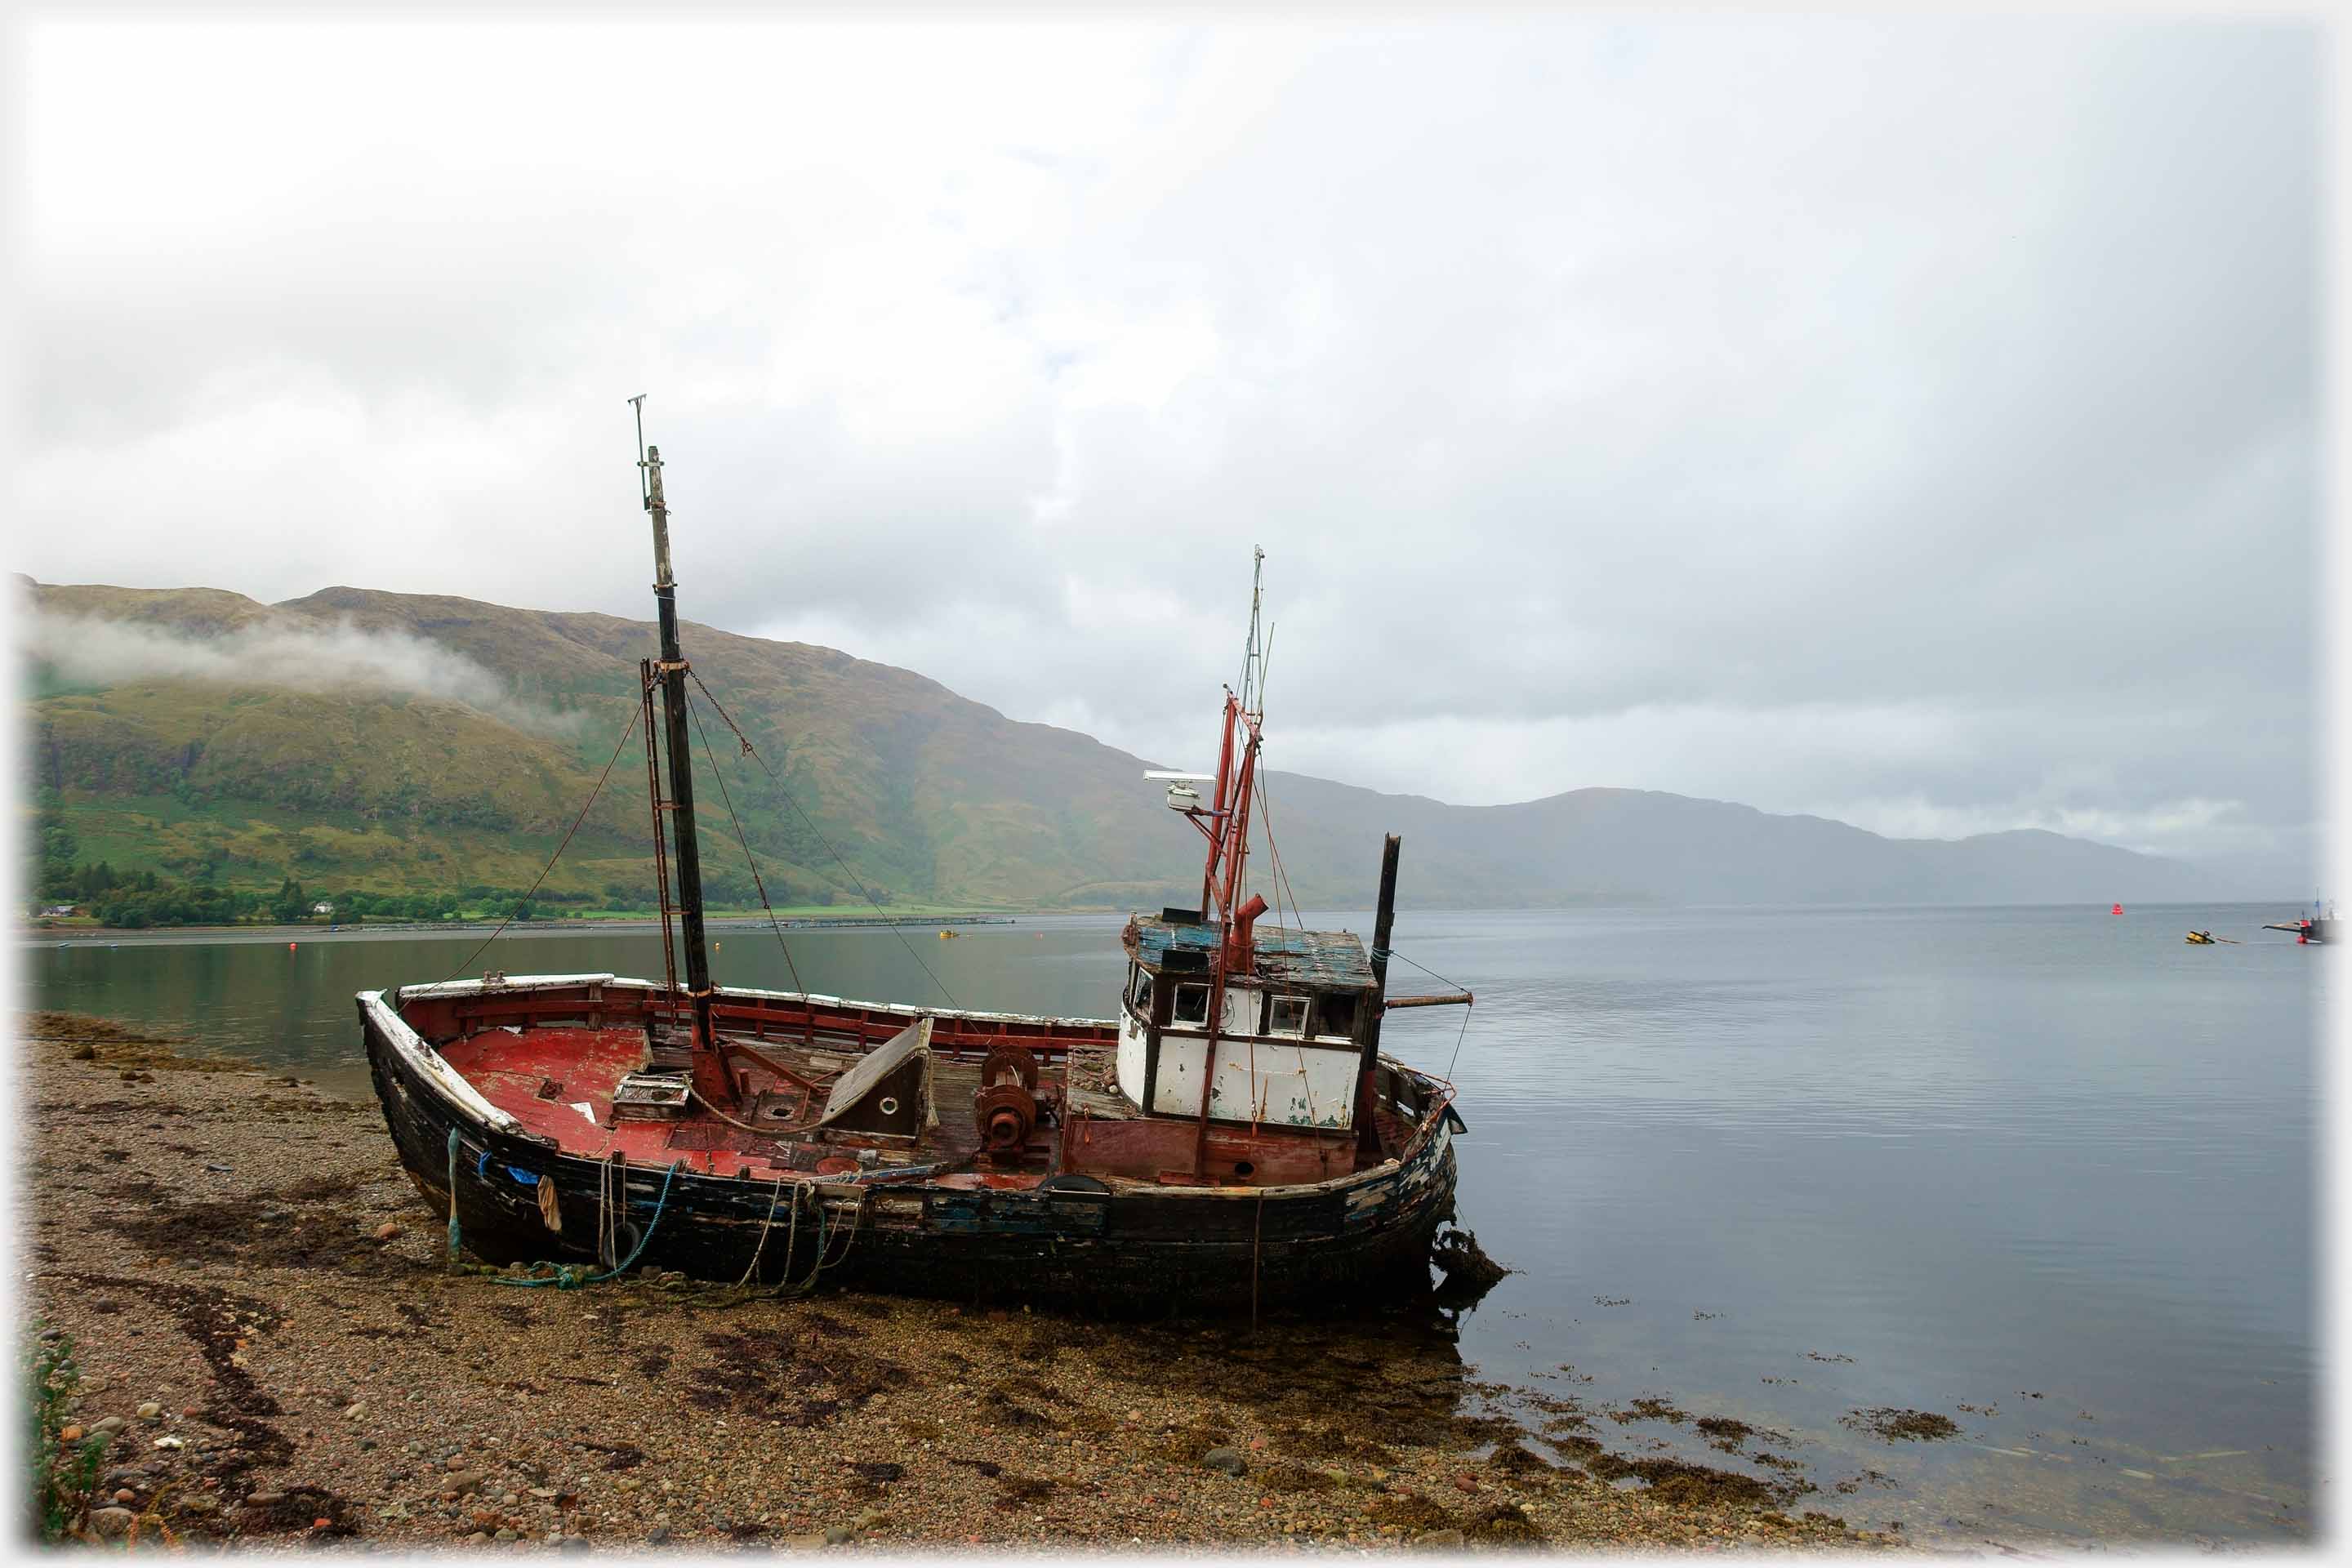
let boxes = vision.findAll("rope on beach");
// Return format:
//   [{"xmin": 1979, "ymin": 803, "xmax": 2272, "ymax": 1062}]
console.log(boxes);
[
  {"xmin": 734, "ymin": 1176, "xmax": 798, "ymax": 1289},
  {"xmin": 489, "ymin": 1159, "xmax": 686, "ymax": 1290},
  {"xmin": 780, "ymin": 1183, "xmax": 803, "ymax": 1289},
  {"xmin": 742, "ymin": 1184, "xmax": 872, "ymax": 1301},
  {"xmin": 443, "ymin": 1133, "xmax": 871, "ymax": 1300}
]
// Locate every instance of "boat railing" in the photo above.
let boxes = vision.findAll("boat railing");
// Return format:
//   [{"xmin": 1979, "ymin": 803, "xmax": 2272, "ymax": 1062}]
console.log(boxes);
[{"xmin": 390, "ymin": 973, "xmax": 1120, "ymax": 1062}]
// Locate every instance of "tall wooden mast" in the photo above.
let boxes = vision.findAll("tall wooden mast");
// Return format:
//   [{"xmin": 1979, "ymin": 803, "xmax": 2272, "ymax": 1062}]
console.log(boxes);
[{"xmin": 633, "ymin": 400, "xmax": 719, "ymax": 1087}]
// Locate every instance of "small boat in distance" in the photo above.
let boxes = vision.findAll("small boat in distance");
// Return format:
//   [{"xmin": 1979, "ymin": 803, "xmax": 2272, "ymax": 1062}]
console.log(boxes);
[
  {"xmin": 357, "ymin": 418, "xmax": 1474, "ymax": 1311},
  {"xmin": 2263, "ymin": 900, "xmax": 2335, "ymax": 945}
]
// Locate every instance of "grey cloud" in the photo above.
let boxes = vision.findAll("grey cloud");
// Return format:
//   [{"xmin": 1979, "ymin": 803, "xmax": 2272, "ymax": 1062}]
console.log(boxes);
[{"xmin": 9, "ymin": 16, "xmax": 2320, "ymax": 875}]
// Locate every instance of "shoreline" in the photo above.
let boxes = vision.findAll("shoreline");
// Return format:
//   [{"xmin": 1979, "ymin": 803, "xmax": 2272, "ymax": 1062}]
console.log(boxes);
[
  {"xmin": 23, "ymin": 896, "xmax": 2319, "ymax": 947},
  {"xmin": 26, "ymin": 1011, "xmax": 1900, "ymax": 1552},
  {"xmin": 20, "ymin": 913, "xmax": 1054, "ymax": 943}
]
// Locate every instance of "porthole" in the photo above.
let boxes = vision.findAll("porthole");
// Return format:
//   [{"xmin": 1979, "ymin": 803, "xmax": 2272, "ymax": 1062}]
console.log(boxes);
[{"xmin": 879, "ymin": 1096, "xmax": 900, "ymax": 1116}]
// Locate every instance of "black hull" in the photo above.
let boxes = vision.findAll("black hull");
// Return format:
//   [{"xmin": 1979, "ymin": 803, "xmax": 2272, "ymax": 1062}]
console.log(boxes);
[{"xmin": 362, "ymin": 1000, "xmax": 1459, "ymax": 1314}]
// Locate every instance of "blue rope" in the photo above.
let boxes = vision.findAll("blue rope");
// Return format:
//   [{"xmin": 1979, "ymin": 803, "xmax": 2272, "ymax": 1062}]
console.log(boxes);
[
  {"xmin": 440, "ymin": 1126, "xmax": 857, "ymax": 1295},
  {"xmin": 492, "ymin": 1159, "xmax": 686, "ymax": 1290}
]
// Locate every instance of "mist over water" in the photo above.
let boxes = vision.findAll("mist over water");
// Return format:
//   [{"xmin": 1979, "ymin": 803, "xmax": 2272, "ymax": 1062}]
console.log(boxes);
[{"xmin": 27, "ymin": 902, "xmax": 2317, "ymax": 1547}]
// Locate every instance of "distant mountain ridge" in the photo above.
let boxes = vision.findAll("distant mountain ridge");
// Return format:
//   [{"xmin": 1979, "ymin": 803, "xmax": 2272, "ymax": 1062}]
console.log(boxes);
[{"xmin": 18, "ymin": 577, "xmax": 2212, "ymax": 910}]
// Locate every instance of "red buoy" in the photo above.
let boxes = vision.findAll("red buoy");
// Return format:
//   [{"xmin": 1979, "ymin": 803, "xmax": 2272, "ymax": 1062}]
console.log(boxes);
[
  {"xmin": 288, "ymin": 942, "xmax": 298, "ymax": 950},
  {"xmin": 2111, "ymin": 903, "xmax": 2123, "ymax": 915}
]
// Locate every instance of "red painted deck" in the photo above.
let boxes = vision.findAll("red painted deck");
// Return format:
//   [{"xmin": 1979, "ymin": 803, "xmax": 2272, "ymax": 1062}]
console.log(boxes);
[
  {"xmin": 421, "ymin": 1007, "xmax": 1412, "ymax": 1190},
  {"xmin": 434, "ymin": 1023, "xmax": 1045, "ymax": 1183},
  {"xmin": 436, "ymin": 1025, "xmax": 759, "ymax": 1171}
]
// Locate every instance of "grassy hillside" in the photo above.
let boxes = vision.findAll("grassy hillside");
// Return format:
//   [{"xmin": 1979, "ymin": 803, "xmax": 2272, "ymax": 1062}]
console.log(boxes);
[{"xmin": 19, "ymin": 579, "xmax": 2212, "ymax": 913}]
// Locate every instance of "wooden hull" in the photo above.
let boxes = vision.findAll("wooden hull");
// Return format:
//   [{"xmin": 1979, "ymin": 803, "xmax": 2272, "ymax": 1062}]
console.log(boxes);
[{"xmin": 359, "ymin": 982, "xmax": 1459, "ymax": 1313}]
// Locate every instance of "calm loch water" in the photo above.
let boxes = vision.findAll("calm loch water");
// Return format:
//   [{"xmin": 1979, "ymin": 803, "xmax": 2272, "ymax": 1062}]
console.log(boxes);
[{"xmin": 26, "ymin": 902, "xmax": 2320, "ymax": 1547}]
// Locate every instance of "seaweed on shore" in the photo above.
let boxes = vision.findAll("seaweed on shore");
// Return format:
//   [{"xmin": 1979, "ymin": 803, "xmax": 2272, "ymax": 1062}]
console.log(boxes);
[
  {"xmin": 1582, "ymin": 1450, "xmax": 1811, "ymax": 1510},
  {"xmin": 682, "ymin": 1325, "xmax": 906, "ymax": 1429},
  {"xmin": 1841, "ymin": 1407, "xmax": 1958, "ymax": 1442},
  {"xmin": 47, "ymin": 1271, "xmax": 290, "ymax": 1486}
]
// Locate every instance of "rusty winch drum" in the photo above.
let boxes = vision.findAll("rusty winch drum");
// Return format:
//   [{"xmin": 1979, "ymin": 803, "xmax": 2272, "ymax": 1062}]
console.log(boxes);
[{"xmin": 973, "ymin": 1044, "xmax": 1041, "ymax": 1153}]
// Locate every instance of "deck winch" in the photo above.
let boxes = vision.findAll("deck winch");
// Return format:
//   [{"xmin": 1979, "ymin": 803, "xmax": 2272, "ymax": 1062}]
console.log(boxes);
[{"xmin": 976, "ymin": 1043, "xmax": 1043, "ymax": 1153}]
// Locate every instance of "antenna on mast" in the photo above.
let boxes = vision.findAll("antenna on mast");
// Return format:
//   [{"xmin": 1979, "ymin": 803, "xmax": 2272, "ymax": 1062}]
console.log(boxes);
[
  {"xmin": 1237, "ymin": 546, "xmax": 1267, "ymax": 712},
  {"xmin": 629, "ymin": 393, "xmax": 650, "ymax": 506}
]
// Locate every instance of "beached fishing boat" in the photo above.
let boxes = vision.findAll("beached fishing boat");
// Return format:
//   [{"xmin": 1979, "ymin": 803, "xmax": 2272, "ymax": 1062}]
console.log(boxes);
[{"xmin": 357, "ymin": 423, "xmax": 1474, "ymax": 1311}]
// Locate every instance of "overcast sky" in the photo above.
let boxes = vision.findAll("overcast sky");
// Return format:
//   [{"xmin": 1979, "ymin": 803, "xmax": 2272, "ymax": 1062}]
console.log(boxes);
[{"xmin": 7, "ymin": 16, "xmax": 2322, "ymax": 880}]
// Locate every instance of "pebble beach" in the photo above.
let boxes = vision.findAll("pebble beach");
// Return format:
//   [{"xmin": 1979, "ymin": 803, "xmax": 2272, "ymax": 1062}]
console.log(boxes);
[{"xmin": 27, "ymin": 1011, "xmax": 1903, "ymax": 1553}]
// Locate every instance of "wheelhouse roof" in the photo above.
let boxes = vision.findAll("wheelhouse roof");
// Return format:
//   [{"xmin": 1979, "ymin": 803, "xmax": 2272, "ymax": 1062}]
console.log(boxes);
[{"xmin": 1125, "ymin": 913, "xmax": 1377, "ymax": 992}]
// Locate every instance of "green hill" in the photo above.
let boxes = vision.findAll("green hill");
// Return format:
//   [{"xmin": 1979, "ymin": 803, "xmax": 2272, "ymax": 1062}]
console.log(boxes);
[
  {"xmin": 18, "ymin": 578, "xmax": 2214, "ymax": 916},
  {"xmin": 20, "ymin": 579, "xmax": 1225, "ymax": 915}
]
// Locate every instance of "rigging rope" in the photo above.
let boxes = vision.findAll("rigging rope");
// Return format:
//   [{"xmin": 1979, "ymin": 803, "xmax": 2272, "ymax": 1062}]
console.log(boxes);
[
  {"xmin": 684, "ymin": 670, "xmax": 959, "ymax": 1008},
  {"xmin": 440, "ymin": 695, "xmax": 643, "ymax": 984},
  {"xmin": 1385, "ymin": 944, "xmax": 1471, "ymax": 995},
  {"xmin": 684, "ymin": 691, "xmax": 806, "ymax": 996},
  {"xmin": 1445, "ymin": 1000, "xmax": 1475, "ymax": 1082},
  {"xmin": 1368, "ymin": 943, "xmax": 1480, "ymax": 1080},
  {"xmin": 1250, "ymin": 768, "xmax": 1307, "ymax": 936}
]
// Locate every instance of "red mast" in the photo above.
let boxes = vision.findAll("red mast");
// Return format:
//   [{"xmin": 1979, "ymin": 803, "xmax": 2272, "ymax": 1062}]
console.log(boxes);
[
  {"xmin": 1177, "ymin": 550, "xmax": 1269, "ymax": 976},
  {"xmin": 1168, "ymin": 550, "xmax": 1270, "ymax": 1173}
]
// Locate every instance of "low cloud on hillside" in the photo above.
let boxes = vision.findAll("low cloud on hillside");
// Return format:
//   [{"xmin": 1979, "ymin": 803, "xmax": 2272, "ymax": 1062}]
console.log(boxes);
[{"xmin": 20, "ymin": 608, "xmax": 585, "ymax": 738}]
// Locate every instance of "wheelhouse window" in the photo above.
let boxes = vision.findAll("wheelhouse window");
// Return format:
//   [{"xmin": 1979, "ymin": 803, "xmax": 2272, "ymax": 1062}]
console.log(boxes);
[
  {"xmin": 1172, "ymin": 982, "xmax": 1211, "ymax": 1027},
  {"xmin": 1316, "ymin": 992, "xmax": 1360, "ymax": 1040},
  {"xmin": 1267, "ymin": 994, "xmax": 1309, "ymax": 1037},
  {"xmin": 1128, "ymin": 968, "xmax": 1154, "ymax": 1020}
]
